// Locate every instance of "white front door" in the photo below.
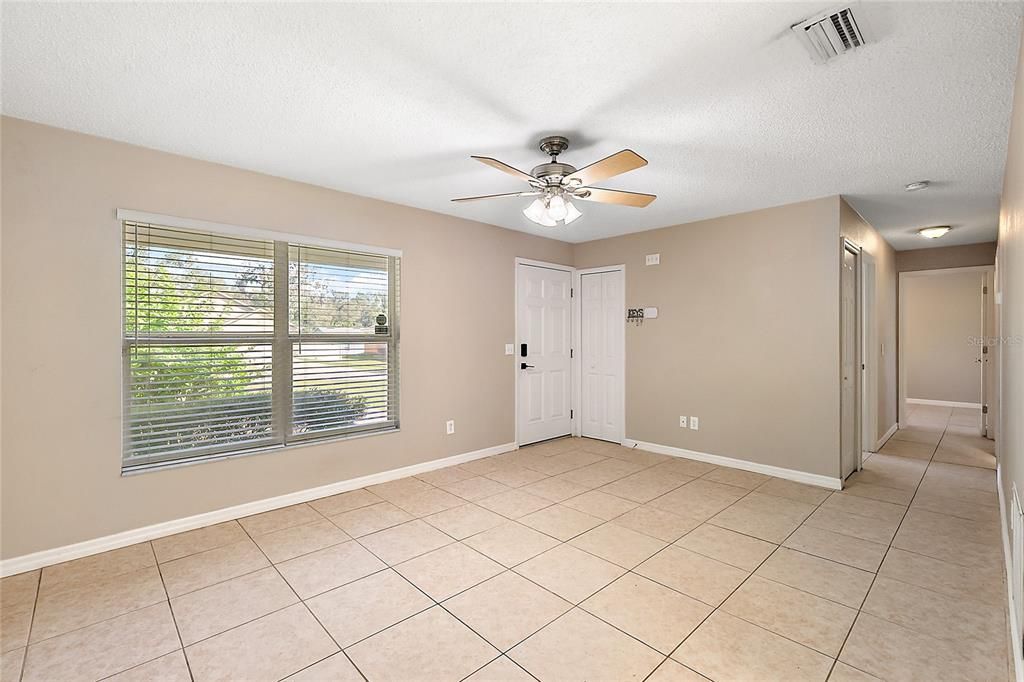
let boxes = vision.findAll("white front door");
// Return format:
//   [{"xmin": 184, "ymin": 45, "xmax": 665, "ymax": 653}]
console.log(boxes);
[
  {"xmin": 517, "ymin": 264, "xmax": 572, "ymax": 445},
  {"xmin": 580, "ymin": 269, "xmax": 624, "ymax": 443}
]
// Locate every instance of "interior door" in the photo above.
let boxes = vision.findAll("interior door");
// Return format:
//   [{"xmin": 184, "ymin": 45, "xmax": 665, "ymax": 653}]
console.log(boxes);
[
  {"xmin": 841, "ymin": 243, "xmax": 861, "ymax": 479},
  {"xmin": 580, "ymin": 269, "xmax": 624, "ymax": 443},
  {"xmin": 517, "ymin": 264, "xmax": 572, "ymax": 445},
  {"xmin": 982, "ymin": 270, "xmax": 997, "ymax": 439},
  {"xmin": 861, "ymin": 253, "xmax": 877, "ymax": 452}
]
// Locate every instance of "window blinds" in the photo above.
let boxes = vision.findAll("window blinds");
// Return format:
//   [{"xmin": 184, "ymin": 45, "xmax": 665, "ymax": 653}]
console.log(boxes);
[{"xmin": 123, "ymin": 221, "xmax": 399, "ymax": 470}]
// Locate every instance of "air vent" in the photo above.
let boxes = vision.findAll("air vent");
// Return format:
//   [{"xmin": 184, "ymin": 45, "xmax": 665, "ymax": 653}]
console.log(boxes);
[{"xmin": 792, "ymin": 6, "xmax": 867, "ymax": 64}]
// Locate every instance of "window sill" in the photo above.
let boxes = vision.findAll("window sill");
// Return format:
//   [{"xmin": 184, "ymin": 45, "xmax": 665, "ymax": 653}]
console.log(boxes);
[{"xmin": 121, "ymin": 426, "xmax": 401, "ymax": 477}]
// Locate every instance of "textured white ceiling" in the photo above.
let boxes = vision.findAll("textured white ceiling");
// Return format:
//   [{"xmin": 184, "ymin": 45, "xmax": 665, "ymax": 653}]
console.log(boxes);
[{"xmin": 2, "ymin": 2, "xmax": 1022, "ymax": 248}]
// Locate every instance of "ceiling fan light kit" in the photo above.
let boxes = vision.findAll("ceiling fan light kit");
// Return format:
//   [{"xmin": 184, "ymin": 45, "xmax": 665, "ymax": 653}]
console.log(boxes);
[{"xmin": 453, "ymin": 135, "xmax": 656, "ymax": 228}]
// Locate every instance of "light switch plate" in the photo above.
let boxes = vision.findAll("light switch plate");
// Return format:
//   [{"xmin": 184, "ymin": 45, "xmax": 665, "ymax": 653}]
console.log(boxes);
[
  {"xmin": 645, "ymin": 254, "xmax": 660, "ymax": 266},
  {"xmin": 446, "ymin": 420, "xmax": 455, "ymax": 435},
  {"xmin": 505, "ymin": 344, "xmax": 514, "ymax": 355},
  {"xmin": 689, "ymin": 416, "xmax": 699, "ymax": 430}
]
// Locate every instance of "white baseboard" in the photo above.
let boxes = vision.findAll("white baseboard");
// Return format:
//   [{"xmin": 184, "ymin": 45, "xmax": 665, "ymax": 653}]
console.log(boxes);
[
  {"xmin": 997, "ymin": 465, "xmax": 1024, "ymax": 682},
  {"xmin": 0, "ymin": 441, "xmax": 517, "ymax": 577},
  {"xmin": 622, "ymin": 439, "xmax": 842, "ymax": 491},
  {"xmin": 875, "ymin": 422, "xmax": 899, "ymax": 451},
  {"xmin": 906, "ymin": 398, "xmax": 982, "ymax": 409}
]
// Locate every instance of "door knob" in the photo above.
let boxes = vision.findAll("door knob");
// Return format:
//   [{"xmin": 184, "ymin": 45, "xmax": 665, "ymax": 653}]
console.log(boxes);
[{"xmin": 521, "ymin": 363, "xmax": 535, "ymax": 370}]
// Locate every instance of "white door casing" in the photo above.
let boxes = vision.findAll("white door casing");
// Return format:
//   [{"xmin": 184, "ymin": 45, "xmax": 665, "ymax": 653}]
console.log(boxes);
[
  {"xmin": 840, "ymin": 241, "xmax": 862, "ymax": 479},
  {"xmin": 516, "ymin": 263, "xmax": 572, "ymax": 445},
  {"xmin": 580, "ymin": 269, "xmax": 625, "ymax": 443}
]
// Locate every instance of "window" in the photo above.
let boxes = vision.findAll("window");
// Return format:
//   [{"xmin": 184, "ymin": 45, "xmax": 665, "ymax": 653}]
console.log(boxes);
[{"xmin": 123, "ymin": 220, "xmax": 399, "ymax": 471}]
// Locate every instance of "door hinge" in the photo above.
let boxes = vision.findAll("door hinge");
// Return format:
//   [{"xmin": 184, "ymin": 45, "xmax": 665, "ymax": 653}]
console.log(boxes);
[
  {"xmin": 570, "ymin": 287, "xmax": 574, "ymax": 298},
  {"xmin": 984, "ymin": 285, "xmax": 989, "ymax": 295},
  {"xmin": 570, "ymin": 348, "xmax": 574, "ymax": 358},
  {"xmin": 570, "ymin": 409, "xmax": 574, "ymax": 419},
  {"xmin": 983, "ymin": 345, "xmax": 989, "ymax": 354},
  {"xmin": 983, "ymin": 405, "xmax": 989, "ymax": 414}
]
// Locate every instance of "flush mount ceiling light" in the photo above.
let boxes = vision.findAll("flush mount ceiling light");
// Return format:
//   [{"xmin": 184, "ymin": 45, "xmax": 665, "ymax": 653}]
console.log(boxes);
[
  {"xmin": 918, "ymin": 225, "xmax": 951, "ymax": 239},
  {"xmin": 905, "ymin": 180, "xmax": 931, "ymax": 192},
  {"xmin": 451, "ymin": 136, "xmax": 656, "ymax": 228}
]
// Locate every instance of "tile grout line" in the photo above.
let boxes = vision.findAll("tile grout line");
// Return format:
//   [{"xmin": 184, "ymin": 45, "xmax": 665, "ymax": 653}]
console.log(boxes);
[{"xmin": 15, "ymin": 565, "xmax": 42, "ymax": 682}]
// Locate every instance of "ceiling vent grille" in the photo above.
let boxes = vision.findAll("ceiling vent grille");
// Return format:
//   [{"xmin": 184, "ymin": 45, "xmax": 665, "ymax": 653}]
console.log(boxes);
[{"xmin": 792, "ymin": 6, "xmax": 867, "ymax": 64}]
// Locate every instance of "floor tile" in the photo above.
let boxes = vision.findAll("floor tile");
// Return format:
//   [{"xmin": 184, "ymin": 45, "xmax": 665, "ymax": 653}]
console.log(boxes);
[
  {"xmin": 22, "ymin": 602, "xmax": 179, "ymax": 682},
  {"xmin": 647, "ymin": 659, "xmax": 711, "ymax": 682},
  {"xmin": 581, "ymin": 574, "xmax": 711, "ymax": 654},
  {"xmin": 460, "ymin": 456, "xmax": 508, "ymax": 476},
  {"xmin": 31, "ymin": 565, "xmax": 166, "ymax": 642},
  {"xmin": 558, "ymin": 458, "xmax": 645, "ymax": 488},
  {"xmin": 1, "ymin": 600, "xmax": 33, "ymax": 653},
  {"xmin": 515, "ymin": 545, "xmax": 625, "ymax": 603},
  {"xmin": 276, "ymin": 540, "xmax": 385, "ymax": 598},
  {"xmin": 392, "ymin": 487, "xmax": 467, "ymax": 517},
  {"xmin": 171, "ymin": 567, "xmax": 297, "ymax": 645},
  {"xmin": 676, "ymin": 523, "xmax": 776, "ymax": 570},
  {"xmin": 285, "ymin": 652, "xmax": 364, "ymax": 681},
  {"xmin": 416, "ymin": 465, "xmax": 477, "ymax": 487},
  {"xmin": 599, "ymin": 469, "xmax": 691, "ymax": 503},
  {"xmin": 442, "ymin": 476, "xmax": 513, "ymax": 501},
  {"xmin": 635, "ymin": 546, "xmax": 748, "ymax": 607},
  {"xmin": 891, "ymin": 427, "xmax": 943, "ymax": 446},
  {"xmin": 820, "ymin": 492, "xmax": 906, "ymax": 523},
  {"xmin": 561, "ymin": 489, "xmax": 639, "ymax": 520},
  {"xmin": 185, "ymin": 603, "xmax": 337, "ymax": 682},
  {"xmin": 649, "ymin": 458, "xmax": 718, "ymax": 479},
  {"xmin": 721, "ymin": 575, "xmax": 857, "ymax": 656},
  {"xmin": 476, "ymin": 489, "xmax": 553, "ymax": 519},
  {"xmin": 306, "ymin": 569, "xmax": 432, "ymax": 647},
  {"xmin": 329, "ymin": 501, "xmax": 414, "ymax": 537},
  {"xmin": 755, "ymin": 547, "xmax": 874, "ymax": 609},
  {"xmin": 522, "ymin": 476, "xmax": 590, "ymax": 503},
  {"xmin": 648, "ymin": 479, "xmax": 748, "ymax": 520},
  {"xmin": 839, "ymin": 612, "xmax": 987, "ymax": 681},
  {"xmin": 345, "ymin": 606, "xmax": 498, "ymax": 681},
  {"xmin": 612, "ymin": 505, "xmax": 702, "ymax": 542},
  {"xmin": 152, "ymin": 522, "xmax": 248, "ymax": 563},
  {"xmin": 367, "ymin": 477, "xmax": 435, "ymax": 504},
  {"xmin": 525, "ymin": 450, "xmax": 605, "ymax": 476},
  {"xmin": 0, "ymin": 648, "xmax": 25, "ymax": 682},
  {"xmin": 878, "ymin": 439, "xmax": 934, "ymax": 460},
  {"xmin": 464, "ymin": 656, "xmax": 534, "ymax": 681},
  {"xmin": 841, "ymin": 480, "xmax": 914, "ymax": 506},
  {"xmin": 40, "ymin": 543, "xmax": 156, "ymax": 595},
  {"xmin": 783, "ymin": 526, "xmax": 887, "ymax": 572},
  {"xmin": 878, "ymin": 547, "xmax": 1004, "ymax": 606},
  {"xmin": 106, "ymin": 650, "xmax": 192, "ymax": 681},
  {"xmin": 444, "ymin": 571, "xmax": 572, "ymax": 651},
  {"xmin": 518, "ymin": 504, "xmax": 603, "ymax": 541},
  {"xmin": 307, "ymin": 488, "xmax": 382, "ymax": 517},
  {"xmin": 159, "ymin": 539, "xmax": 270, "ymax": 597},
  {"xmin": 424, "ymin": 503, "xmax": 506, "ymax": 539},
  {"xmin": 803, "ymin": 507, "xmax": 899, "ymax": 545},
  {"xmin": 394, "ymin": 543, "xmax": 504, "ymax": 601},
  {"xmin": 569, "ymin": 522, "xmax": 667, "ymax": 568},
  {"xmin": 1, "ymin": 571, "xmax": 38, "ymax": 610},
  {"xmin": 358, "ymin": 519, "xmax": 454, "ymax": 565},
  {"xmin": 484, "ymin": 464, "xmax": 548, "ymax": 488},
  {"xmin": 702, "ymin": 468, "xmax": 771, "ymax": 490},
  {"xmin": 673, "ymin": 610, "xmax": 833, "ymax": 682},
  {"xmin": 509, "ymin": 608, "xmax": 662, "ymax": 682},
  {"xmin": 462, "ymin": 521, "xmax": 560, "ymax": 568},
  {"xmin": 252, "ymin": 519, "xmax": 349, "ymax": 563},
  {"xmin": 827, "ymin": 661, "xmax": 882, "ymax": 681},
  {"xmin": 239, "ymin": 504, "xmax": 322, "ymax": 537},
  {"xmin": 755, "ymin": 478, "xmax": 832, "ymax": 505}
]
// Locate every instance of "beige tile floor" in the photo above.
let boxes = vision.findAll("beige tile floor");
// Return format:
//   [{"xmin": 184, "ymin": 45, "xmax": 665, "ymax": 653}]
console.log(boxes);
[{"xmin": 0, "ymin": 405, "xmax": 1011, "ymax": 681}]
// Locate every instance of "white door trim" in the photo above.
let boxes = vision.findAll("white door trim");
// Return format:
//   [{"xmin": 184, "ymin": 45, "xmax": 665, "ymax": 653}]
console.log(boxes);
[
  {"xmin": 514, "ymin": 258, "xmax": 575, "ymax": 447},
  {"xmin": 860, "ymin": 250, "xmax": 878, "ymax": 457},
  {"xmin": 840, "ymin": 238, "xmax": 863, "ymax": 480},
  {"xmin": 897, "ymin": 265, "xmax": 995, "ymax": 428},
  {"xmin": 573, "ymin": 265, "xmax": 626, "ymax": 443}
]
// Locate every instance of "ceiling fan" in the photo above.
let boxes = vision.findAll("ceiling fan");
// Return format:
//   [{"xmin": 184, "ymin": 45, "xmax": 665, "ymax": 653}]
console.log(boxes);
[{"xmin": 452, "ymin": 135, "xmax": 656, "ymax": 227}]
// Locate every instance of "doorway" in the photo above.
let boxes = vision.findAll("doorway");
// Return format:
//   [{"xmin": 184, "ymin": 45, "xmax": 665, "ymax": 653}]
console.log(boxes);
[
  {"xmin": 577, "ymin": 266, "xmax": 625, "ymax": 444},
  {"xmin": 840, "ymin": 240, "xmax": 862, "ymax": 480},
  {"xmin": 515, "ymin": 260, "xmax": 573, "ymax": 446}
]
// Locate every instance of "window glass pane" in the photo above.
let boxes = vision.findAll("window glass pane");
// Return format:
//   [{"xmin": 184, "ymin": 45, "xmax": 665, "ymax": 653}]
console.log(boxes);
[
  {"xmin": 125, "ymin": 223, "xmax": 274, "ymax": 336},
  {"xmin": 288, "ymin": 245, "xmax": 389, "ymax": 335},
  {"xmin": 292, "ymin": 341, "xmax": 394, "ymax": 435},
  {"xmin": 125, "ymin": 343, "xmax": 274, "ymax": 464}
]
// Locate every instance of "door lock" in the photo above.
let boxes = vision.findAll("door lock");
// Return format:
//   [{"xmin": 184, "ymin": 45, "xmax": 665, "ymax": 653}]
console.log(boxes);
[{"xmin": 520, "ymin": 362, "xmax": 535, "ymax": 370}]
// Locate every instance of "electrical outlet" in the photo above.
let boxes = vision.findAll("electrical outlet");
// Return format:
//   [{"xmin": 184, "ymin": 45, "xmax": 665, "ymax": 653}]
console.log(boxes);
[
  {"xmin": 505, "ymin": 344, "xmax": 514, "ymax": 356},
  {"xmin": 689, "ymin": 416, "xmax": 699, "ymax": 430},
  {"xmin": 679, "ymin": 416, "xmax": 687, "ymax": 428},
  {"xmin": 446, "ymin": 420, "xmax": 455, "ymax": 435}
]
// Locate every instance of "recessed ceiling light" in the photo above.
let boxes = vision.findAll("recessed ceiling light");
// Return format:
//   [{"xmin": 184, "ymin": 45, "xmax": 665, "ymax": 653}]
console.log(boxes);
[
  {"xmin": 918, "ymin": 226, "xmax": 951, "ymax": 239},
  {"xmin": 905, "ymin": 181, "xmax": 930, "ymax": 192}
]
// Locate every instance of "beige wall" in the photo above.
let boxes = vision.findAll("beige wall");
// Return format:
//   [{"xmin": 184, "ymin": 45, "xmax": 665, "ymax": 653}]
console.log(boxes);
[
  {"xmin": 902, "ymin": 271, "xmax": 984, "ymax": 404},
  {"xmin": 896, "ymin": 242, "xmax": 997, "ymax": 273},
  {"xmin": 0, "ymin": 117, "xmax": 573, "ymax": 559},
  {"xmin": 840, "ymin": 199, "xmax": 898, "ymax": 444},
  {"xmin": 998, "ymin": 30, "xmax": 1024, "ymax": 564},
  {"xmin": 573, "ymin": 197, "xmax": 842, "ymax": 478}
]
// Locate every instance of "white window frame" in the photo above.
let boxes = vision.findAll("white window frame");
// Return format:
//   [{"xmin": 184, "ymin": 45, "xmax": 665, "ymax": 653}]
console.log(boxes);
[{"xmin": 119, "ymin": 209, "xmax": 402, "ymax": 473}]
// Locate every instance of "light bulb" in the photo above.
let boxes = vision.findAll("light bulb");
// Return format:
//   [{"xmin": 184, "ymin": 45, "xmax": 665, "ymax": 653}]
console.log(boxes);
[
  {"xmin": 523, "ymin": 199, "xmax": 546, "ymax": 224},
  {"xmin": 547, "ymin": 195, "xmax": 568, "ymax": 221},
  {"xmin": 563, "ymin": 200, "xmax": 582, "ymax": 224}
]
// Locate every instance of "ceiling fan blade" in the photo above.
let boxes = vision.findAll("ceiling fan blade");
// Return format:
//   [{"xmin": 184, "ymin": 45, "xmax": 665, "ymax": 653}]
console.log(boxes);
[
  {"xmin": 471, "ymin": 156, "xmax": 538, "ymax": 184},
  {"xmin": 564, "ymin": 149, "xmax": 647, "ymax": 186},
  {"xmin": 451, "ymin": 190, "xmax": 541, "ymax": 203},
  {"xmin": 575, "ymin": 187, "xmax": 656, "ymax": 208}
]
